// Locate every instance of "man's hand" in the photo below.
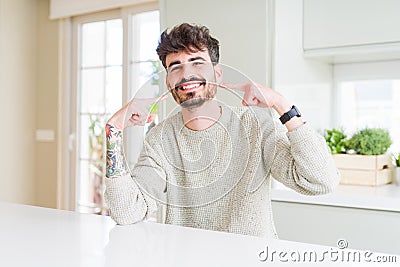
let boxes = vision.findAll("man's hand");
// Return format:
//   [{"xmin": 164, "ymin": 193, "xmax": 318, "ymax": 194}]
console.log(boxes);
[
  {"xmin": 107, "ymin": 95, "xmax": 168, "ymax": 130},
  {"xmin": 221, "ymin": 82, "xmax": 304, "ymax": 131},
  {"xmin": 220, "ymin": 82, "xmax": 292, "ymax": 116}
]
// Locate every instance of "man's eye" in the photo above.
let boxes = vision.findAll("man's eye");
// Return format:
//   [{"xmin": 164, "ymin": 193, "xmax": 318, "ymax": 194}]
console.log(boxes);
[
  {"xmin": 193, "ymin": 61, "xmax": 204, "ymax": 66},
  {"xmin": 169, "ymin": 65, "xmax": 182, "ymax": 72}
]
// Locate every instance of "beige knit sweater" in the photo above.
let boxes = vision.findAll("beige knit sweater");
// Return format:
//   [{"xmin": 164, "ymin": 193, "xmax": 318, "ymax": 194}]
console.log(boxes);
[{"xmin": 105, "ymin": 105, "xmax": 340, "ymax": 238}]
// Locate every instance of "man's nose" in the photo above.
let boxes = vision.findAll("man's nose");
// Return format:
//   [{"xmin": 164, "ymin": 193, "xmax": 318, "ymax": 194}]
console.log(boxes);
[{"xmin": 181, "ymin": 63, "xmax": 196, "ymax": 79}]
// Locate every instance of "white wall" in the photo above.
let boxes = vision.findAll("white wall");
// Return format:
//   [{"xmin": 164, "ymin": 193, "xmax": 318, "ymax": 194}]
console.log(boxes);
[
  {"xmin": 36, "ymin": 0, "xmax": 59, "ymax": 208},
  {"xmin": 0, "ymin": 0, "xmax": 37, "ymax": 205},
  {"xmin": 273, "ymin": 0, "xmax": 333, "ymax": 131},
  {"xmin": 0, "ymin": 0, "xmax": 59, "ymax": 208},
  {"xmin": 161, "ymin": 0, "xmax": 268, "ymax": 84}
]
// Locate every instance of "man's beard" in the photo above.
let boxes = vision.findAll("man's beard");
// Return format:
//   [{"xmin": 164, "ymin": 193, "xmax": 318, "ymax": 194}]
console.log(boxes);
[
  {"xmin": 171, "ymin": 78, "xmax": 217, "ymax": 109},
  {"xmin": 180, "ymin": 96, "xmax": 207, "ymax": 109}
]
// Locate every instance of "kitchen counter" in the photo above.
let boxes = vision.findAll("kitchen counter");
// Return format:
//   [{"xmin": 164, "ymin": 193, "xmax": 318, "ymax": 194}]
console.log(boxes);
[{"xmin": 271, "ymin": 183, "xmax": 400, "ymax": 212}]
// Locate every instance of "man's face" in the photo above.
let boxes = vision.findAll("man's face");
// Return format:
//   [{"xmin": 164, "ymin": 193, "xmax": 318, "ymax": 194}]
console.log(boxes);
[{"xmin": 165, "ymin": 49, "xmax": 221, "ymax": 109}]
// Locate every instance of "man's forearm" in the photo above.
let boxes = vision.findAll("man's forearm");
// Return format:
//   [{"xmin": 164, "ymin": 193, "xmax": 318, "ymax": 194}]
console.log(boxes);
[
  {"xmin": 104, "ymin": 122, "xmax": 160, "ymax": 224},
  {"xmin": 105, "ymin": 123, "xmax": 129, "ymax": 178}
]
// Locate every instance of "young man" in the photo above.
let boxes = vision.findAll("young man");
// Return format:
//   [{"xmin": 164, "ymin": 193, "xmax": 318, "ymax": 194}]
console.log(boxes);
[{"xmin": 105, "ymin": 23, "xmax": 339, "ymax": 238}]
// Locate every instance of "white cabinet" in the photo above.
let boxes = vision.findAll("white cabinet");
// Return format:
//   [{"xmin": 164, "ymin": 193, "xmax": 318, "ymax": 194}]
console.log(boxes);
[
  {"xmin": 272, "ymin": 201, "xmax": 400, "ymax": 255},
  {"xmin": 303, "ymin": 0, "xmax": 400, "ymax": 62}
]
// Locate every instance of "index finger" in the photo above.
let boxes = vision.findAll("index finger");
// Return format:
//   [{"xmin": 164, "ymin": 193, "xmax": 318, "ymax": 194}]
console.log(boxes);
[{"xmin": 219, "ymin": 83, "xmax": 246, "ymax": 92}]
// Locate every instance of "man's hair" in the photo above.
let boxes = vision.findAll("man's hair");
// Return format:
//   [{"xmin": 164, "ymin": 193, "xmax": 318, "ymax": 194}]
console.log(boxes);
[{"xmin": 156, "ymin": 23, "xmax": 220, "ymax": 69}]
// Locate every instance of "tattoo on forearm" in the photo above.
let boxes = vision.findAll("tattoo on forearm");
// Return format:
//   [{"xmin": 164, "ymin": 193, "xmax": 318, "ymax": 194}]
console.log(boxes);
[{"xmin": 105, "ymin": 124, "xmax": 129, "ymax": 178}]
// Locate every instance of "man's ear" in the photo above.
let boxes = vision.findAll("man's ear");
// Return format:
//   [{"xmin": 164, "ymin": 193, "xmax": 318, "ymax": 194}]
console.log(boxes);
[
  {"xmin": 214, "ymin": 63, "xmax": 223, "ymax": 84},
  {"xmin": 165, "ymin": 75, "xmax": 171, "ymax": 92}
]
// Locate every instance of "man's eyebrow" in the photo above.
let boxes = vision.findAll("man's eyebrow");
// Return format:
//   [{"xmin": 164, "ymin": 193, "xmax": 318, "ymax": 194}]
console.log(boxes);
[
  {"xmin": 167, "ymin": 60, "xmax": 181, "ymax": 69},
  {"xmin": 188, "ymin": 56, "xmax": 206, "ymax": 62}
]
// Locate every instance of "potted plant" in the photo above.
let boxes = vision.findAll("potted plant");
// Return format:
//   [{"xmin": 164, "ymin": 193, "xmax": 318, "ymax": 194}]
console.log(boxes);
[
  {"xmin": 324, "ymin": 128, "xmax": 395, "ymax": 186},
  {"xmin": 346, "ymin": 128, "xmax": 392, "ymax": 155},
  {"xmin": 324, "ymin": 128, "xmax": 347, "ymax": 154}
]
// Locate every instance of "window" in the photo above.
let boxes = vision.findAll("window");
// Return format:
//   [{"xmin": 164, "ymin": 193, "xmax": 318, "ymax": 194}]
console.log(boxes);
[
  {"xmin": 334, "ymin": 61, "xmax": 400, "ymax": 153},
  {"xmin": 336, "ymin": 80, "xmax": 400, "ymax": 151},
  {"xmin": 125, "ymin": 11, "xmax": 161, "ymax": 169},
  {"xmin": 72, "ymin": 7, "xmax": 160, "ymax": 214},
  {"xmin": 130, "ymin": 11, "xmax": 161, "ymax": 95},
  {"xmin": 77, "ymin": 18, "xmax": 123, "ymax": 214}
]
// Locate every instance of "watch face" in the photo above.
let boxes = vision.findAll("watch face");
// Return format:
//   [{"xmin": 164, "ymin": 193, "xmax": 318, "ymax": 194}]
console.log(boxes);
[{"xmin": 293, "ymin": 106, "xmax": 301, "ymax": 116}]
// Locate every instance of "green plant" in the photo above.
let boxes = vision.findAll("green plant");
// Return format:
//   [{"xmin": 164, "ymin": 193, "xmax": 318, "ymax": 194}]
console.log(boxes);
[
  {"xmin": 395, "ymin": 153, "xmax": 400, "ymax": 167},
  {"xmin": 347, "ymin": 128, "xmax": 392, "ymax": 155},
  {"xmin": 324, "ymin": 128, "xmax": 347, "ymax": 154}
]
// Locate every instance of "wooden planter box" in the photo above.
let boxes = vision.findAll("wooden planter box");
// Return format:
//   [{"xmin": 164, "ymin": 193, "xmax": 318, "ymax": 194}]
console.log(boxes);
[{"xmin": 332, "ymin": 154, "xmax": 395, "ymax": 186}]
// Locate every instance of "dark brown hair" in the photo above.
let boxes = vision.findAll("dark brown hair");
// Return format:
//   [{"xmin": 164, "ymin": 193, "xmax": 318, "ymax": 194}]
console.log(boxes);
[{"xmin": 156, "ymin": 23, "xmax": 220, "ymax": 69}]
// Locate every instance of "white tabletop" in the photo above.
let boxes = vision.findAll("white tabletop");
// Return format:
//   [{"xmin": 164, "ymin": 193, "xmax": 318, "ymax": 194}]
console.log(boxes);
[{"xmin": 0, "ymin": 202, "xmax": 398, "ymax": 267}]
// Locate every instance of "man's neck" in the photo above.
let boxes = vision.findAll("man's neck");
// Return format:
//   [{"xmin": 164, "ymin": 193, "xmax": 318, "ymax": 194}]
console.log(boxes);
[{"xmin": 182, "ymin": 100, "xmax": 221, "ymax": 131}]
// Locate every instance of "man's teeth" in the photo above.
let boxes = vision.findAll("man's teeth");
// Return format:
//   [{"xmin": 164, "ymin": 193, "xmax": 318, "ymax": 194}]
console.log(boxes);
[{"xmin": 181, "ymin": 82, "xmax": 203, "ymax": 90}]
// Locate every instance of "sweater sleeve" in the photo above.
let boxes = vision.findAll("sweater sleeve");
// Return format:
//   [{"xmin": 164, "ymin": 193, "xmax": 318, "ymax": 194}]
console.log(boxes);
[
  {"xmin": 104, "ymin": 140, "xmax": 167, "ymax": 225},
  {"xmin": 264, "ymin": 115, "xmax": 340, "ymax": 195}
]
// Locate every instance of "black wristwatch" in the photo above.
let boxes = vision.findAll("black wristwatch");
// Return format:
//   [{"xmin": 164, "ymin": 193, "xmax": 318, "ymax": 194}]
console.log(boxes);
[{"xmin": 279, "ymin": 105, "xmax": 301, "ymax": 124}]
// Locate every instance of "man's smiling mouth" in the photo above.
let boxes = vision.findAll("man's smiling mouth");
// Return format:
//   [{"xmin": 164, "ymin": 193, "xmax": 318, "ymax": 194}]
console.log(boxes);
[{"xmin": 176, "ymin": 81, "xmax": 206, "ymax": 92}]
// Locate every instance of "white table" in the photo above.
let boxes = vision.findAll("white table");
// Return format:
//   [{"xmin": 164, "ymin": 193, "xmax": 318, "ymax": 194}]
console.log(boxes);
[{"xmin": 0, "ymin": 202, "xmax": 398, "ymax": 267}]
